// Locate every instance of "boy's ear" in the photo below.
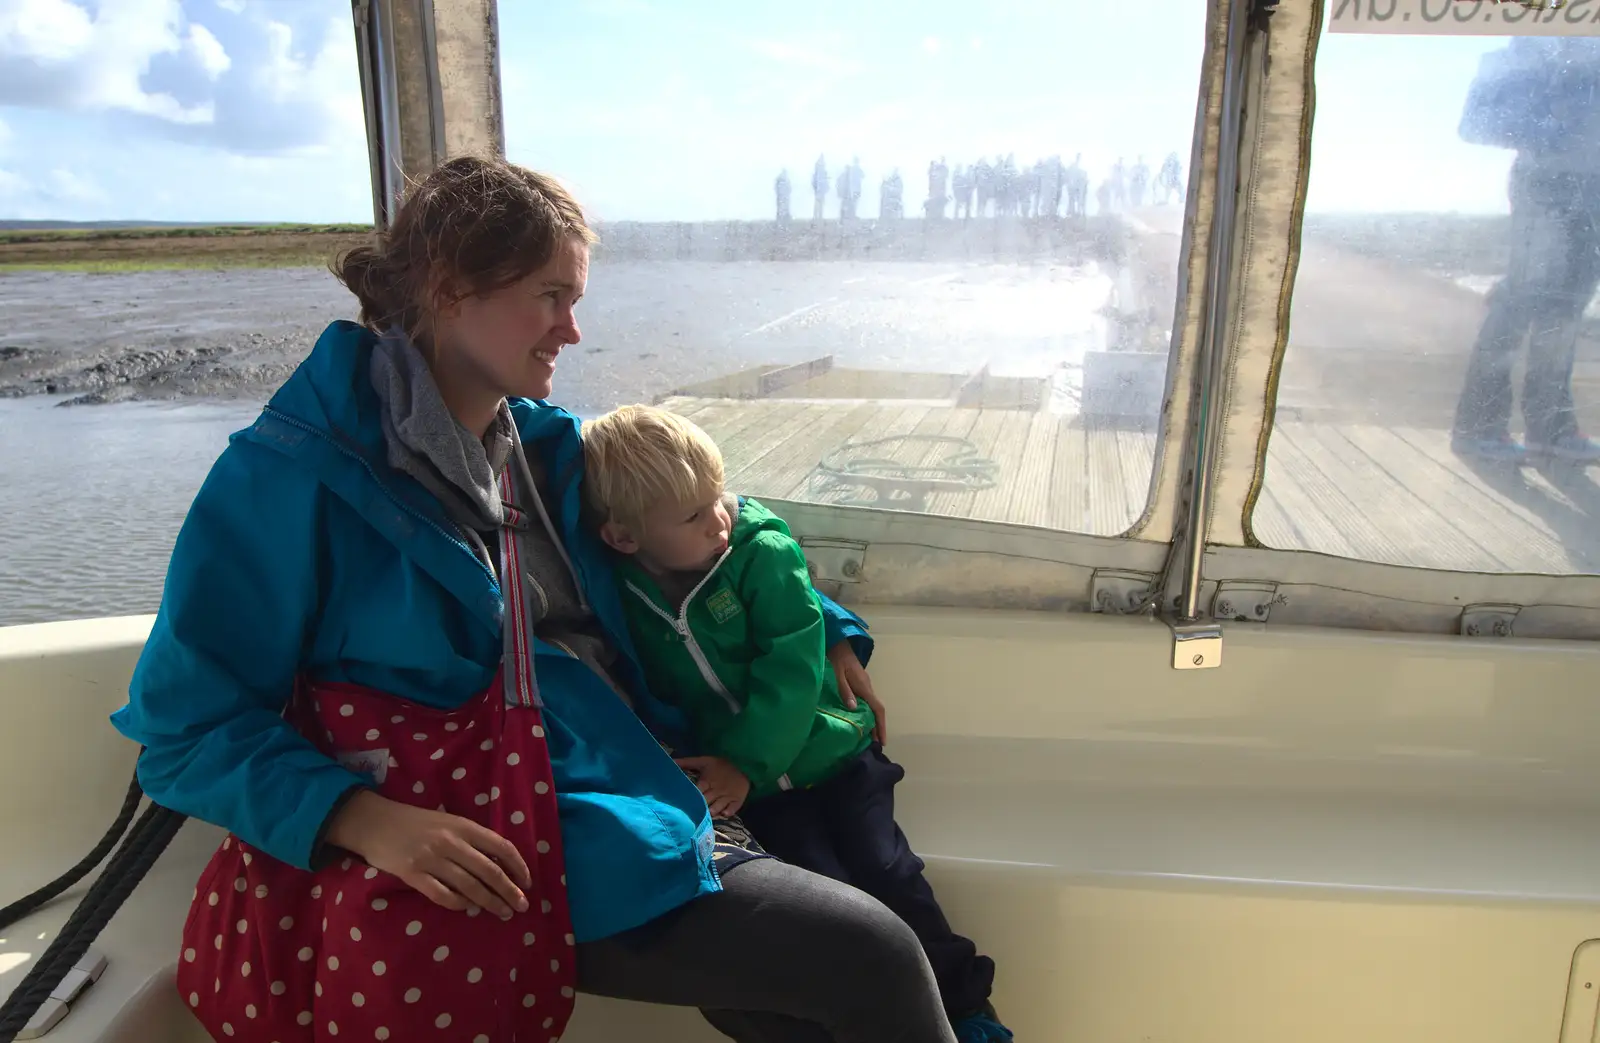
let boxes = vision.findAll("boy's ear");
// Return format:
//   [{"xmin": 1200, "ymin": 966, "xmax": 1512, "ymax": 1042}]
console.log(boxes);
[{"xmin": 599, "ymin": 519, "xmax": 641, "ymax": 555}]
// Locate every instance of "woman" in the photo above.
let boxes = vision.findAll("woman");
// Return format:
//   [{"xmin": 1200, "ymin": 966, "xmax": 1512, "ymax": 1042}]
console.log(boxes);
[{"xmin": 111, "ymin": 155, "xmax": 954, "ymax": 1043}]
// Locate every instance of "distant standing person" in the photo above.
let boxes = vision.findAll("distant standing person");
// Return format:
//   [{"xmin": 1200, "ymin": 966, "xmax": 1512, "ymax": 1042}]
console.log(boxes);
[
  {"xmin": 1453, "ymin": 37, "xmax": 1600, "ymax": 462},
  {"xmin": 926, "ymin": 156, "xmax": 950, "ymax": 219},
  {"xmin": 1065, "ymin": 154, "xmax": 1088, "ymax": 218},
  {"xmin": 974, "ymin": 158, "xmax": 994, "ymax": 218},
  {"xmin": 1130, "ymin": 156, "xmax": 1150, "ymax": 208},
  {"xmin": 775, "ymin": 169, "xmax": 792, "ymax": 223},
  {"xmin": 881, "ymin": 168, "xmax": 905, "ymax": 220},
  {"xmin": 812, "ymin": 155, "xmax": 829, "ymax": 221},
  {"xmin": 953, "ymin": 165, "xmax": 974, "ymax": 220},
  {"xmin": 1157, "ymin": 152, "xmax": 1184, "ymax": 205}
]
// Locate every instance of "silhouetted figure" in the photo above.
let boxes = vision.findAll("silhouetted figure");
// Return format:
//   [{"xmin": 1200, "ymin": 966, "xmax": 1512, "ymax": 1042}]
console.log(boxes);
[
  {"xmin": 997, "ymin": 154, "xmax": 1018, "ymax": 216},
  {"xmin": 1130, "ymin": 155, "xmax": 1150, "ymax": 208},
  {"xmin": 1040, "ymin": 155, "xmax": 1064, "ymax": 218},
  {"xmin": 1453, "ymin": 37, "xmax": 1600, "ymax": 461},
  {"xmin": 953, "ymin": 165, "xmax": 974, "ymax": 219},
  {"xmin": 836, "ymin": 156, "xmax": 864, "ymax": 221},
  {"xmin": 1064, "ymin": 153, "xmax": 1089, "ymax": 217},
  {"xmin": 881, "ymin": 168, "xmax": 905, "ymax": 220},
  {"xmin": 1157, "ymin": 152, "xmax": 1184, "ymax": 204},
  {"xmin": 974, "ymin": 157, "xmax": 995, "ymax": 217},
  {"xmin": 812, "ymin": 155, "xmax": 829, "ymax": 221},
  {"xmin": 926, "ymin": 156, "xmax": 949, "ymax": 219},
  {"xmin": 775, "ymin": 169, "xmax": 792, "ymax": 223},
  {"xmin": 1095, "ymin": 179, "xmax": 1112, "ymax": 216},
  {"xmin": 1109, "ymin": 158, "xmax": 1127, "ymax": 211}
]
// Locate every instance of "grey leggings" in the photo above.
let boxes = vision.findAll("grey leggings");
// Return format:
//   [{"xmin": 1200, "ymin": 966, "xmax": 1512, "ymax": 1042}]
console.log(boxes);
[{"xmin": 576, "ymin": 857, "xmax": 957, "ymax": 1043}]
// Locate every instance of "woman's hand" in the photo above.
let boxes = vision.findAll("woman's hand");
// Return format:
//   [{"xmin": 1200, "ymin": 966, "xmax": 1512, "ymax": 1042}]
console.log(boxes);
[
  {"xmin": 325, "ymin": 790, "xmax": 532, "ymax": 919},
  {"xmin": 828, "ymin": 641, "xmax": 887, "ymax": 745},
  {"xmin": 674, "ymin": 756, "xmax": 752, "ymax": 819}
]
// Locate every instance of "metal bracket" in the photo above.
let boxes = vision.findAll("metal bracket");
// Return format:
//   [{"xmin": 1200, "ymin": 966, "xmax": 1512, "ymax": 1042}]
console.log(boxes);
[
  {"xmin": 1211, "ymin": 580, "xmax": 1280, "ymax": 623},
  {"xmin": 1460, "ymin": 604, "xmax": 1520, "ymax": 638},
  {"xmin": 17, "ymin": 951, "xmax": 108, "ymax": 1040},
  {"xmin": 800, "ymin": 538, "xmax": 867, "ymax": 585},
  {"xmin": 1171, "ymin": 622, "xmax": 1223, "ymax": 670},
  {"xmin": 1090, "ymin": 568, "xmax": 1159, "ymax": 616}
]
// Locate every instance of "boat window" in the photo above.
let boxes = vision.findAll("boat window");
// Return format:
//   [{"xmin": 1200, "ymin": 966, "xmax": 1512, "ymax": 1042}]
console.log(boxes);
[
  {"xmin": 1255, "ymin": 26, "xmax": 1600, "ymax": 575},
  {"xmin": 501, "ymin": 1, "xmax": 1205, "ymax": 535}
]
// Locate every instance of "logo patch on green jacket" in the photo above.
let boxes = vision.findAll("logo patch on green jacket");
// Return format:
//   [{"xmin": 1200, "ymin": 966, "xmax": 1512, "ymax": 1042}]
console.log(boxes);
[{"xmin": 705, "ymin": 587, "xmax": 743, "ymax": 624}]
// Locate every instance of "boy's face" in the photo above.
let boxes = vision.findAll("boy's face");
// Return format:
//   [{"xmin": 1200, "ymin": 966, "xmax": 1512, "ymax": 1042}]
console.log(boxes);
[{"xmin": 604, "ymin": 495, "xmax": 732, "ymax": 574}]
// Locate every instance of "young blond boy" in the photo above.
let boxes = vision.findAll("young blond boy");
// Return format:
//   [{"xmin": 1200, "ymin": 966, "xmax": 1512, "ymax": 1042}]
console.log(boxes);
[{"xmin": 582, "ymin": 404, "xmax": 1012, "ymax": 1043}]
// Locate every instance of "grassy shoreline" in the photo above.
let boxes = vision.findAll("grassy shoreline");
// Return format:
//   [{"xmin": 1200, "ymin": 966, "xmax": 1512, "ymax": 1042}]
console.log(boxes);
[{"xmin": 0, "ymin": 225, "xmax": 374, "ymax": 271}]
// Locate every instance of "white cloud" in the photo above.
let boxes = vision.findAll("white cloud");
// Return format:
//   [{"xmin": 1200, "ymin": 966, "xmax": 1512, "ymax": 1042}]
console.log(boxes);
[
  {"xmin": 187, "ymin": 22, "xmax": 230, "ymax": 79},
  {"xmin": 0, "ymin": 115, "xmax": 10, "ymax": 151},
  {"xmin": 922, "ymin": 36, "xmax": 941, "ymax": 56},
  {"xmin": 216, "ymin": 0, "xmax": 245, "ymax": 11},
  {"xmin": 0, "ymin": 167, "xmax": 31, "ymax": 199},
  {"xmin": 0, "ymin": 0, "xmax": 94, "ymax": 63},
  {"xmin": 46, "ymin": 167, "xmax": 107, "ymax": 204}
]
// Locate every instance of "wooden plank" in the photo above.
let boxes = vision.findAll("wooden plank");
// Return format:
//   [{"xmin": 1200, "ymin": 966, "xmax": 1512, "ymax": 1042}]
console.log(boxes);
[
  {"xmin": 733, "ymin": 401, "xmax": 881, "ymax": 501},
  {"xmin": 1115, "ymin": 426, "xmax": 1158, "ymax": 528},
  {"xmin": 703, "ymin": 401, "xmax": 820, "ymax": 482},
  {"xmin": 807, "ymin": 405, "xmax": 940, "ymax": 511},
  {"xmin": 758, "ymin": 356, "xmax": 834, "ymax": 396},
  {"xmin": 966, "ymin": 407, "xmax": 1041, "ymax": 526},
  {"xmin": 1046, "ymin": 420, "xmax": 1090, "ymax": 533},
  {"xmin": 1252, "ymin": 435, "xmax": 1361, "ymax": 557},
  {"xmin": 682, "ymin": 399, "xmax": 802, "ymax": 459},
  {"xmin": 1265, "ymin": 423, "xmax": 1414, "ymax": 564},
  {"xmin": 926, "ymin": 407, "xmax": 1013, "ymax": 518},
  {"xmin": 1085, "ymin": 420, "xmax": 1133, "ymax": 535},
  {"xmin": 1391, "ymin": 426, "xmax": 1596, "ymax": 573},
  {"xmin": 1343, "ymin": 424, "xmax": 1570, "ymax": 572},
  {"xmin": 1247, "ymin": 481, "xmax": 1300, "ymax": 549},
  {"xmin": 1005, "ymin": 412, "xmax": 1061, "ymax": 529}
]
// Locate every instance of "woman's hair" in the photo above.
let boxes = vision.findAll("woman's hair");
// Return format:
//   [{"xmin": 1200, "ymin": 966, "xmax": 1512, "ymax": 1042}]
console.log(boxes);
[
  {"xmin": 333, "ymin": 155, "xmax": 597, "ymax": 344},
  {"xmin": 583, "ymin": 405, "xmax": 726, "ymax": 530}
]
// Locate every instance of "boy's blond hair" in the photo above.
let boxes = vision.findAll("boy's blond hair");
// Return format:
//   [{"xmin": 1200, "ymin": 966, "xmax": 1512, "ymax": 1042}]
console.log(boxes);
[{"xmin": 583, "ymin": 405, "xmax": 725, "ymax": 529}]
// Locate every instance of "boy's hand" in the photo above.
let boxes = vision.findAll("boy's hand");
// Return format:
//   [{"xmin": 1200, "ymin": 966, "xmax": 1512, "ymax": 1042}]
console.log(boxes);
[
  {"xmin": 674, "ymin": 756, "xmax": 751, "ymax": 818},
  {"xmin": 828, "ymin": 641, "xmax": 887, "ymax": 745}
]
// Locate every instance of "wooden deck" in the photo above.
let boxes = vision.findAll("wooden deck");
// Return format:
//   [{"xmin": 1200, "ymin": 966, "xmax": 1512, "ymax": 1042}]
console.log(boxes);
[{"xmin": 659, "ymin": 396, "xmax": 1600, "ymax": 575}]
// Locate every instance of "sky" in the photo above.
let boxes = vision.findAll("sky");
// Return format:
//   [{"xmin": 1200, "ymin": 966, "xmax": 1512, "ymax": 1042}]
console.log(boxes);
[{"xmin": 0, "ymin": 0, "xmax": 1548, "ymax": 223}]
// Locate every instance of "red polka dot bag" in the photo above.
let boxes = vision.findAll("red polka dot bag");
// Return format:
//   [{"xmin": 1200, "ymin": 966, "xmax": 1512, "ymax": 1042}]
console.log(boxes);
[{"xmin": 176, "ymin": 470, "xmax": 578, "ymax": 1043}]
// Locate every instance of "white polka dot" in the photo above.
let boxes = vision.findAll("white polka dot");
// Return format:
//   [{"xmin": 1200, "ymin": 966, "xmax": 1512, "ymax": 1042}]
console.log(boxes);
[
  {"xmin": 435, "ymin": 1014, "xmax": 452, "ymax": 1029},
  {"xmin": 403, "ymin": 987, "xmax": 421, "ymax": 1004},
  {"xmin": 223, "ymin": 1022, "xmax": 234, "ymax": 1036},
  {"xmin": 352, "ymin": 992, "xmax": 365, "ymax": 1007},
  {"xmin": 543, "ymin": 1018, "xmax": 554, "ymax": 1029},
  {"xmin": 365, "ymin": 728, "xmax": 380, "ymax": 741},
  {"xmin": 315, "ymin": 982, "xmax": 323, "ymax": 998},
  {"xmin": 506, "ymin": 753, "xmax": 521, "ymax": 766},
  {"xmin": 376, "ymin": 1029, "xmax": 390, "ymax": 1041},
  {"xmin": 234, "ymin": 878, "xmax": 247, "ymax": 893},
  {"xmin": 340, "ymin": 704, "xmax": 354, "ymax": 717},
  {"xmin": 372, "ymin": 961, "xmax": 387, "ymax": 976},
  {"xmin": 371, "ymin": 898, "xmax": 388, "ymax": 911},
  {"xmin": 297, "ymin": 1011, "xmax": 313, "ymax": 1027},
  {"xmin": 550, "ymin": 959, "xmax": 560, "ymax": 972},
  {"xmin": 208, "ymin": 891, "xmax": 218, "ymax": 906},
  {"xmin": 336, "ymin": 891, "xmax": 344, "ymax": 905},
  {"xmin": 254, "ymin": 884, "xmax": 268, "ymax": 899},
  {"xmin": 391, "ymin": 714, "xmax": 405, "ymax": 724},
  {"xmin": 560, "ymin": 986, "xmax": 574, "ymax": 998},
  {"xmin": 451, "ymin": 768, "xmax": 467, "ymax": 781},
  {"xmin": 322, "ymin": 918, "xmax": 328, "ymax": 931},
  {"xmin": 433, "ymin": 945, "xmax": 449, "ymax": 961},
  {"xmin": 242, "ymin": 852, "xmax": 253, "ymax": 866},
  {"xmin": 511, "ymin": 811, "xmax": 526, "ymax": 825},
  {"xmin": 328, "ymin": 1020, "xmax": 339, "ymax": 1035},
  {"xmin": 350, "ymin": 927, "xmax": 362, "ymax": 941},
  {"xmin": 245, "ymin": 1004, "xmax": 257, "ymax": 1019},
  {"xmin": 491, "ymin": 786, "xmax": 501, "ymax": 801},
  {"xmin": 279, "ymin": 915, "xmax": 294, "ymax": 929},
  {"xmin": 311, "ymin": 885, "xmax": 323, "ymax": 899},
  {"xmin": 188, "ymin": 992, "xmax": 199, "ymax": 1008},
  {"xmin": 467, "ymin": 967, "xmax": 483, "ymax": 983},
  {"xmin": 222, "ymin": 837, "xmax": 231, "ymax": 849},
  {"xmin": 474, "ymin": 1036, "xmax": 490, "ymax": 1043},
  {"xmin": 532, "ymin": 725, "xmax": 545, "ymax": 738},
  {"xmin": 270, "ymin": 981, "xmax": 286, "ymax": 996},
  {"xmin": 565, "ymin": 933, "xmax": 575, "ymax": 945},
  {"xmin": 363, "ymin": 867, "xmax": 378, "ymax": 880},
  {"xmin": 297, "ymin": 947, "xmax": 313, "ymax": 962},
  {"xmin": 183, "ymin": 947, "xmax": 196, "ymax": 962},
  {"xmin": 480, "ymin": 739, "xmax": 494, "ymax": 751},
  {"xmin": 541, "ymin": 900, "xmax": 552, "ymax": 913},
  {"xmin": 510, "ymin": 968, "xmax": 518, "ymax": 982},
  {"xmin": 214, "ymin": 978, "xmax": 222, "ymax": 993},
  {"xmin": 342, "ymin": 858, "xmax": 353, "ymax": 871},
  {"xmin": 430, "ymin": 749, "xmax": 444, "ymax": 761},
  {"xmin": 213, "ymin": 935, "xmax": 223, "ymax": 950},
  {"xmin": 327, "ymin": 956, "xmax": 340, "ymax": 971},
  {"xmin": 445, "ymin": 722, "xmax": 459, "ymax": 732},
  {"xmin": 406, "ymin": 921, "xmax": 422, "ymax": 936},
  {"xmin": 388, "ymin": 756, "xmax": 399, "ymax": 768},
  {"xmin": 241, "ymin": 961, "xmax": 252, "ymax": 977},
  {"xmin": 236, "ymin": 919, "xmax": 249, "ymax": 934},
  {"xmin": 413, "ymin": 781, "xmax": 425, "ymax": 794},
  {"xmin": 560, "ymin": 874, "xmax": 566, "ymax": 886},
  {"xmin": 474, "ymin": 793, "xmax": 489, "ymax": 806},
  {"xmin": 523, "ymin": 932, "xmax": 535, "ymax": 946},
  {"xmin": 536, "ymin": 840, "xmax": 550, "ymax": 854},
  {"xmin": 522, "ymin": 994, "xmax": 536, "ymax": 1008},
  {"xmin": 413, "ymin": 733, "xmax": 428, "ymax": 741},
  {"xmin": 535, "ymin": 781, "xmax": 550, "ymax": 795}
]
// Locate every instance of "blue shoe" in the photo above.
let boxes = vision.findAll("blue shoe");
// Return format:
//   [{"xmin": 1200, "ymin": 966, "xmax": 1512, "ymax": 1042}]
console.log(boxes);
[
  {"xmin": 953, "ymin": 1004, "xmax": 1014, "ymax": 1043},
  {"xmin": 1451, "ymin": 433, "xmax": 1527, "ymax": 462}
]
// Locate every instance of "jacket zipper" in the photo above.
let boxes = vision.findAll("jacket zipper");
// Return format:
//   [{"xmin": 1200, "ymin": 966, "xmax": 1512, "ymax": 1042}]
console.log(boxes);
[
  {"xmin": 260, "ymin": 407, "xmax": 500, "ymax": 591},
  {"xmin": 817, "ymin": 707, "xmax": 865, "ymax": 737},
  {"xmin": 626, "ymin": 546, "xmax": 739, "ymax": 715}
]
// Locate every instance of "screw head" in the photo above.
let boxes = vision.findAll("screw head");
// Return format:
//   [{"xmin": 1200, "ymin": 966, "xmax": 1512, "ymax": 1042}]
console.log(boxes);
[
  {"xmin": 842, "ymin": 559, "xmax": 861, "ymax": 578},
  {"xmin": 1191, "ymin": 654, "xmax": 1204, "ymax": 666}
]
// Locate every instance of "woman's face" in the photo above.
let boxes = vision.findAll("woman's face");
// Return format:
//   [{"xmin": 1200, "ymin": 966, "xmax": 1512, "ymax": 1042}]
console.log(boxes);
[{"xmin": 431, "ymin": 237, "xmax": 588, "ymax": 413}]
